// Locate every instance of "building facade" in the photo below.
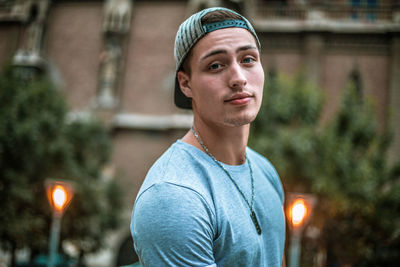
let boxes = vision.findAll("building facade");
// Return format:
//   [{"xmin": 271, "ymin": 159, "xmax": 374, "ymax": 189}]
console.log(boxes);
[{"xmin": 0, "ymin": 0, "xmax": 399, "ymax": 266}]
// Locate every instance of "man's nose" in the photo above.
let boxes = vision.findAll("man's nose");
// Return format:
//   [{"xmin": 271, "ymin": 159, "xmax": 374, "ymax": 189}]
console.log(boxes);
[{"xmin": 228, "ymin": 63, "xmax": 247, "ymax": 90}]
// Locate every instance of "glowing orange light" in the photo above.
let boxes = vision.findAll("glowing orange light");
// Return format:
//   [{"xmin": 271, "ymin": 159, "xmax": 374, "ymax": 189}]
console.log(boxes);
[
  {"xmin": 52, "ymin": 185, "xmax": 67, "ymax": 211},
  {"xmin": 45, "ymin": 180, "xmax": 75, "ymax": 215},
  {"xmin": 291, "ymin": 199, "xmax": 307, "ymax": 226}
]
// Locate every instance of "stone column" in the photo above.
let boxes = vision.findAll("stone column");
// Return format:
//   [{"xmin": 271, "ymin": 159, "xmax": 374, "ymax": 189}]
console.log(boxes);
[
  {"xmin": 304, "ymin": 34, "xmax": 324, "ymax": 87},
  {"xmin": 12, "ymin": 0, "xmax": 50, "ymax": 71},
  {"xmin": 95, "ymin": 0, "xmax": 132, "ymax": 111},
  {"xmin": 388, "ymin": 36, "xmax": 400, "ymax": 164}
]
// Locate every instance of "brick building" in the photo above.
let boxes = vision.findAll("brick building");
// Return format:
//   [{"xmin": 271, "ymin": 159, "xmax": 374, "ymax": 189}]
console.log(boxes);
[{"xmin": 0, "ymin": 0, "xmax": 399, "ymax": 266}]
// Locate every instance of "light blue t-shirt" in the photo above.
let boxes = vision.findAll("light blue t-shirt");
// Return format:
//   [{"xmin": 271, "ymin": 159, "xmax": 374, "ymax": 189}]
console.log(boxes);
[{"xmin": 131, "ymin": 140, "xmax": 285, "ymax": 267}]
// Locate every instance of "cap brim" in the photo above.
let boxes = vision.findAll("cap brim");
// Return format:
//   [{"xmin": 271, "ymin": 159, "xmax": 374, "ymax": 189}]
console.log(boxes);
[{"xmin": 174, "ymin": 75, "xmax": 192, "ymax": 109}]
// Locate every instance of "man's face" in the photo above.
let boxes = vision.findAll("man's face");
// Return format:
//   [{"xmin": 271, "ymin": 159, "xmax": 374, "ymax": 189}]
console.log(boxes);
[{"xmin": 178, "ymin": 27, "xmax": 264, "ymax": 128}]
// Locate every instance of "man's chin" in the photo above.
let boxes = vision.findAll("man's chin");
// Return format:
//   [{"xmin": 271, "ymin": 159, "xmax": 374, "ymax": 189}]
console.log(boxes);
[{"xmin": 224, "ymin": 113, "xmax": 257, "ymax": 127}]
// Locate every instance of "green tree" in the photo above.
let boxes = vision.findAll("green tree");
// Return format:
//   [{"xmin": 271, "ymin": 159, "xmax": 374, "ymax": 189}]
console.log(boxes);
[
  {"xmin": 251, "ymin": 71, "xmax": 323, "ymax": 191},
  {"xmin": 250, "ymin": 71, "xmax": 400, "ymax": 266},
  {"xmin": 0, "ymin": 66, "xmax": 122, "ymax": 266},
  {"xmin": 315, "ymin": 83, "xmax": 400, "ymax": 266}
]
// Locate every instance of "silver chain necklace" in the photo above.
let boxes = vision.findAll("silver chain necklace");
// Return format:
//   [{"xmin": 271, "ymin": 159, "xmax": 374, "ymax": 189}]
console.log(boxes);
[{"xmin": 191, "ymin": 126, "xmax": 262, "ymax": 235}]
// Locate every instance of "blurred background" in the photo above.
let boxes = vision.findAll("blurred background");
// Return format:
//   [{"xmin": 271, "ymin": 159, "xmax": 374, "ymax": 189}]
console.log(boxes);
[{"xmin": 0, "ymin": 0, "xmax": 399, "ymax": 266}]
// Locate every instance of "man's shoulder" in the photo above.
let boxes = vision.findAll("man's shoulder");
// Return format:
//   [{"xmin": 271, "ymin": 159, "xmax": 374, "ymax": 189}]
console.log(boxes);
[
  {"xmin": 246, "ymin": 147, "xmax": 274, "ymax": 168},
  {"xmin": 247, "ymin": 147, "xmax": 285, "ymax": 203},
  {"xmin": 147, "ymin": 140, "xmax": 201, "ymax": 179},
  {"xmin": 137, "ymin": 140, "xmax": 214, "ymax": 201}
]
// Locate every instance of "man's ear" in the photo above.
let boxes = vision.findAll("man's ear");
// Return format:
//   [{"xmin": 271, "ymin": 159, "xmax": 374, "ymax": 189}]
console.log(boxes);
[{"xmin": 177, "ymin": 70, "xmax": 193, "ymax": 98}]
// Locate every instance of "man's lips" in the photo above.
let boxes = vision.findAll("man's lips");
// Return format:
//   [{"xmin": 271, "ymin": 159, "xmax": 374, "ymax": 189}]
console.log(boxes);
[{"xmin": 224, "ymin": 92, "xmax": 253, "ymax": 105}]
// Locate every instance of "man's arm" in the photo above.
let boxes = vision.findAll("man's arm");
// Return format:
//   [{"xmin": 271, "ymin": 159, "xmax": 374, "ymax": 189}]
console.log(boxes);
[{"xmin": 131, "ymin": 182, "xmax": 216, "ymax": 267}]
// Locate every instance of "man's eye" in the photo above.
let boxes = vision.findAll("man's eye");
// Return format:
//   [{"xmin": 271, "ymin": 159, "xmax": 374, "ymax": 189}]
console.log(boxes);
[
  {"xmin": 242, "ymin": 57, "xmax": 255, "ymax": 64},
  {"xmin": 209, "ymin": 63, "xmax": 222, "ymax": 70}
]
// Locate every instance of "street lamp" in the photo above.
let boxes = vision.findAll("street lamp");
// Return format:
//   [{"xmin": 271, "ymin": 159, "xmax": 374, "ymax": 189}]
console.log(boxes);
[
  {"xmin": 286, "ymin": 193, "xmax": 316, "ymax": 267},
  {"xmin": 45, "ymin": 179, "xmax": 75, "ymax": 267}
]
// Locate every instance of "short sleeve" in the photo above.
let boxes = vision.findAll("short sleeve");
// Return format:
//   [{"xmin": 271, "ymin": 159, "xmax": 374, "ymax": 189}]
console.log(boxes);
[{"xmin": 131, "ymin": 182, "xmax": 216, "ymax": 267}]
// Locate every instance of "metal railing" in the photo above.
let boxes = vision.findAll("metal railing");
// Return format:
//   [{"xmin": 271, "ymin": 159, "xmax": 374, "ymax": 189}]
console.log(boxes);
[
  {"xmin": 255, "ymin": 1, "xmax": 395, "ymax": 22},
  {"xmin": 326, "ymin": 3, "xmax": 393, "ymax": 21},
  {"xmin": 256, "ymin": 3, "xmax": 307, "ymax": 20}
]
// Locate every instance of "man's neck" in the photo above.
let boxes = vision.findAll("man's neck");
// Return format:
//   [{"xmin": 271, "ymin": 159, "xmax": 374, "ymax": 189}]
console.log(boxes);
[{"xmin": 182, "ymin": 121, "xmax": 250, "ymax": 166}]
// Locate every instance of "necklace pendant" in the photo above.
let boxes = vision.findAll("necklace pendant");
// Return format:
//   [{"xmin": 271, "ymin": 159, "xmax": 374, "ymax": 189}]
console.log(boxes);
[{"xmin": 251, "ymin": 211, "xmax": 262, "ymax": 235}]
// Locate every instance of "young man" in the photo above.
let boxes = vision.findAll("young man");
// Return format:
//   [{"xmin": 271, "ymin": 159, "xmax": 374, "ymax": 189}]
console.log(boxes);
[{"xmin": 131, "ymin": 7, "xmax": 285, "ymax": 266}]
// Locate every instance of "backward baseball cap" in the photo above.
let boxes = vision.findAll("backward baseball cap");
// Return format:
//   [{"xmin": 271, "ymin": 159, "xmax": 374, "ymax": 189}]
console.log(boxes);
[{"xmin": 173, "ymin": 7, "xmax": 261, "ymax": 109}]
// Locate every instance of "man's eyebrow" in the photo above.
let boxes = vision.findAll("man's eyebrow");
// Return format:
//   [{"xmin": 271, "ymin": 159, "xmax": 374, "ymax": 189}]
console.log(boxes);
[
  {"xmin": 200, "ymin": 49, "xmax": 227, "ymax": 61},
  {"xmin": 200, "ymin": 45, "xmax": 258, "ymax": 62},
  {"xmin": 236, "ymin": 45, "xmax": 258, "ymax": 53}
]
